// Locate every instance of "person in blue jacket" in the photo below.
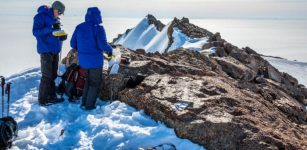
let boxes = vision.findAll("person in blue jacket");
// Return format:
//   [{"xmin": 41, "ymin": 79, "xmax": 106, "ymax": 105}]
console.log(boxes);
[
  {"xmin": 71, "ymin": 7, "xmax": 113, "ymax": 110},
  {"xmin": 32, "ymin": 1, "xmax": 67, "ymax": 106}
]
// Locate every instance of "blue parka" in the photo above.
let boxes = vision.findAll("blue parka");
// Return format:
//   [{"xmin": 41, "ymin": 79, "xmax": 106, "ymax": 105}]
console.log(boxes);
[
  {"xmin": 70, "ymin": 7, "xmax": 112, "ymax": 69},
  {"xmin": 32, "ymin": 6, "xmax": 62, "ymax": 54}
]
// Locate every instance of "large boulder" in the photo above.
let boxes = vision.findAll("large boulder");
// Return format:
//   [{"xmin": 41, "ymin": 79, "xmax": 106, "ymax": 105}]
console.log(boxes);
[{"xmin": 215, "ymin": 57, "xmax": 256, "ymax": 81}]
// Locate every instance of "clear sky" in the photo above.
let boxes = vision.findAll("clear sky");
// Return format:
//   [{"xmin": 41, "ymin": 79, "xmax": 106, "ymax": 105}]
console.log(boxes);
[
  {"xmin": 97, "ymin": 0, "xmax": 307, "ymax": 19},
  {"xmin": 1, "ymin": 0, "xmax": 307, "ymax": 19}
]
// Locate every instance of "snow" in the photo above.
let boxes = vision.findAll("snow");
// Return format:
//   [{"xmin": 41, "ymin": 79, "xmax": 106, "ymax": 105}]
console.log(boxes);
[
  {"xmin": 115, "ymin": 20, "xmax": 209, "ymax": 53},
  {"xmin": 200, "ymin": 47, "xmax": 217, "ymax": 55},
  {"xmin": 265, "ymin": 57, "xmax": 307, "ymax": 109},
  {"xmin": 168, "ymin": 28, "xmax": 209, "ymax": 52},
  {"xmin": 115, "ymin": 17, "xmax": 160, "ymax": 50},
  {"xmin": 6, "ymin": 67, "xmax": 204, "ymax": 150},
  {"xmin": 145, "ymin": 23, "xmax": 171, "ymax": 53},
  {"xmin": 265, "ymin": 57, "xmax": 307, "ymax": 87}
]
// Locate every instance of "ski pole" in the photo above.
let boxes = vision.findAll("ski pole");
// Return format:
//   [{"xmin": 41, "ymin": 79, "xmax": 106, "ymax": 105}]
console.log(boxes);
[
  {"xmin": 5, "ymin": 82, "xmax": 11, "ymax": 116},
  {"xmin": 0, "ymin": 76, "xmax": 5, "ymax": 117}
]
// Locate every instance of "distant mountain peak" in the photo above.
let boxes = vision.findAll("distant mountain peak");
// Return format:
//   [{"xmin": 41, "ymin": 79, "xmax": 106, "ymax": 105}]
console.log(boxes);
[
  {"xmin": 146, "ymin": 14, "xmax": 165, "ymax": 31},
  {"xmin": 113, "ymin": 15, "xmax": 218, "ymax": 53}
]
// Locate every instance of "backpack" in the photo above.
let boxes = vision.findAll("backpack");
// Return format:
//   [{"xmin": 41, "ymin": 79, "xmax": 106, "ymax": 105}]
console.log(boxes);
[
  {"xmin": 0, "ymin": 117, "xmax": 18, "ymax": 150},
  {"xmin": 63, "ymin": 64, "xmax": 86, "ymax": 101}
]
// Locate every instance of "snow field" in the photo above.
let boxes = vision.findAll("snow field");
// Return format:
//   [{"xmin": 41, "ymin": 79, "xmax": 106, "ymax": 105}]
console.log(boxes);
[{"xmin": 6, "ymin": 68, "xmax": 204, "ymax": 150}]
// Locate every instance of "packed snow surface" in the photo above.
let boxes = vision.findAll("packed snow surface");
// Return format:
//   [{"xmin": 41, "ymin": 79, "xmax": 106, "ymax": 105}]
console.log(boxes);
[{"xmin": 6, "ymin": 68, "xmax": 204, "ymax": 150}]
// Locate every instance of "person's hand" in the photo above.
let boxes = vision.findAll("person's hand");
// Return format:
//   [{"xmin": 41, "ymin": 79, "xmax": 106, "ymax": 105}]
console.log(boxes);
[
  {"xmin": 59, "ymin": 34, "xmax": 67, "ymax": 41},
  {"xmin": 108, "ymin": 52, "xmax": 113, "ymax": 57}
]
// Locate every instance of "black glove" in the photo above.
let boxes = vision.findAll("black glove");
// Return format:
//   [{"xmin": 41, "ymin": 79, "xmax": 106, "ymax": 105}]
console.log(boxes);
[
  {"xmin": 59, "ymin": 34, "xmax": 67, "ymax": 41},
  {"xmin": 108, "ymin": 52, "xmax": 113, "ymax": 57},
  {"xmin": 111, "ymin": 44, "xmax": 116, "ymax": 48},
  {"xmin": 52, "ymin": 23, "xmax": 61, "ymax": 31}
]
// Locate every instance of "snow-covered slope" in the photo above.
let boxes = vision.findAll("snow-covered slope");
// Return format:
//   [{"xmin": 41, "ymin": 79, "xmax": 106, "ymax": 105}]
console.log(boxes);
[
  {"xmin": 6, "ymin": 68, "xmax": 204, "ymax": 150},
  {"xmin": 115, "ymin": 17, "xmax": 209, "ymax": 53},
  {"xmin": 115, "ymin": 17, "xmax": 160, "ymax": 50},
  {"xmin": 266, "ymin": 57, "xmax": 307, "ymax": 87},
  {"xmin": 168, "ymin": 28, "xmax": 208, "ymax": 52}
]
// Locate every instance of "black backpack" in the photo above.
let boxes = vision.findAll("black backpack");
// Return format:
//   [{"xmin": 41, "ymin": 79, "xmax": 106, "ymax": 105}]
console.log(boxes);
[
  {"xmin": 57, "ymin": 64, "xmax": 86, "ymax": 102},
  {"xmin": 0, "ymin": 117, "xmax": 18, "ymax": 150}
]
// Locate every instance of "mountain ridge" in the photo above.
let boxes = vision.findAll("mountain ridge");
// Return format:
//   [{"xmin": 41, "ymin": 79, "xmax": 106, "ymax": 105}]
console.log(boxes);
[{"xmin": 65, "ymin": 14, "xmax": 307, "ymax": 149}]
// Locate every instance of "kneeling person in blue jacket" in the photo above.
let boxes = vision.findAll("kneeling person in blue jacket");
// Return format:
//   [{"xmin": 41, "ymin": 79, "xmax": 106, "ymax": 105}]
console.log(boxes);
[
  {"xmin": 32, "ymin": 1, "xmax": 67, "ymax": 106},
  {"xmin": 70, "ymin": 7, "xmax": 113, "ymax": 110}
]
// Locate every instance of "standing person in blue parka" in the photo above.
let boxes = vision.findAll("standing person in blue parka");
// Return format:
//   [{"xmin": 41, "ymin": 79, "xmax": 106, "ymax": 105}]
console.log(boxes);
[
  {"xmin": 70, "ymin": 7, "xmax": 113, "ymax": 110},
  {"xmin": 33, "ymin": 1, "xmax": 67, "ymax": 106}
]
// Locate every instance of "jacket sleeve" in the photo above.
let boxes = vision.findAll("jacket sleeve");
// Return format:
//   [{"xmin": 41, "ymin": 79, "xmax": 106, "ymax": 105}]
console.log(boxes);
[
  {"xmin": 32, "ymin": 14, "xmax": 52, "ymax": 37},
  {"xmin": 97, "ymin": 26, "xmax": 112, "ymax": 53},
  {"xmin": 70, "ymin": 28, "xmax": 78, "ymax": 50}
]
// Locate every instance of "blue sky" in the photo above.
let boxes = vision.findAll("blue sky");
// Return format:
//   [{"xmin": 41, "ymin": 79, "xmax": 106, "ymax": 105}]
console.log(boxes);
[{"xmin": 1, "ymin": 0, "xmax": 306, "ymax": 19}]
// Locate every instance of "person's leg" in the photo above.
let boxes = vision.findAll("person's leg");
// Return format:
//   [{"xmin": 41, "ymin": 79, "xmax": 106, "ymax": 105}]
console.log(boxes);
[
  {"xmin": 50, "ymin": 54, "xmax": 59, "ymax": 98},
  {"xmin": 38, "ymin": 53, "xmax": 53, "ymax": 105},
  {"xmin": 85, "ymin": 68, "xmax": 102, "ymax": 110},
  {"xmin": 81, "ymin": 69, "xmax": 89, "ymax": 107}
]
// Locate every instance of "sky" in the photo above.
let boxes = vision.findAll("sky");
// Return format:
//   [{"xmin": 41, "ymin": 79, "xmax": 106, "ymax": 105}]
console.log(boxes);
[
  {"xmin": 0, "ymin": 0, "xmax": 306, "ymax": 76},
  {"xmin": 1, "ymin": 0, "xmax": 307, "ymax": 19}
]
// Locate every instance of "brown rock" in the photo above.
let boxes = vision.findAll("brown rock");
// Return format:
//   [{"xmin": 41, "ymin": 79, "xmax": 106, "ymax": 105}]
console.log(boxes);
[
  {"xmin": 215, "ymin": 57, "xmax": 256, "ymax": 81},
  {"xmin": 215, "ymin": 47, "xmax": 227, "ymax": 57},
  {"xmin": 135, "ymin": 49, "xmax": 146, "ymax": 55}
]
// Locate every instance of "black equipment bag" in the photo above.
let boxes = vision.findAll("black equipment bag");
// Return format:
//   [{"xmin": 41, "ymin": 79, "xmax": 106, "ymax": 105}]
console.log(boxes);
[{"xmin": 0, "ymin": 116, "xmax": 17, "ymax": 150}]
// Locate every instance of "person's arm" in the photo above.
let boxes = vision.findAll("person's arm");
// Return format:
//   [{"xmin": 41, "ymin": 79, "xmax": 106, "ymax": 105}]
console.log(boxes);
[
  {"xmin": 97, "ymin": 26, "xmax": 112, "ymax": 54},
  {"xmin": 70, "ymin": 28, "xmax": 78, "ymax": 50},
  {"xmin": 32, "ymin": 14, "xmax": 52, "ymax": 37}
]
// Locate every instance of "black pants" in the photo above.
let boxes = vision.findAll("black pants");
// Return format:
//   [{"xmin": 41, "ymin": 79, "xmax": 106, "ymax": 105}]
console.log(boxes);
[
  {"xmin": 82, "ymin": 68, "xmax": 102, "ymax": 110},
  {"xmin": 38, "ymin": 53, "xmax": 59, "ymax": 104}
]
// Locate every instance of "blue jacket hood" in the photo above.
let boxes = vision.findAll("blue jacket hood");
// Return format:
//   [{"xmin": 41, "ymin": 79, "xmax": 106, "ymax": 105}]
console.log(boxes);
[
  {"xmin": 37, "ymin": 5, "xmax": 54, "ymax": 17},
  {"xmin": 37, "ymin": 5, "xmax": 49, "ymax": 13},
  {"xmin": 85, "ymin": 7, "xmax": 102, "ymax": 25}
]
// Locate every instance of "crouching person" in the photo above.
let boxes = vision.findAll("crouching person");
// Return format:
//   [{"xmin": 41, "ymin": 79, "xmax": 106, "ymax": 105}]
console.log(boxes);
[{"xmin": 70, "ymin": 7, "xmax": 112, "ymax": 110}]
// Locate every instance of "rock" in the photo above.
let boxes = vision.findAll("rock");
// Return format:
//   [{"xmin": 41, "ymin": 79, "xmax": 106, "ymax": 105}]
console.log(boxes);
[
  {"xmin": 267, "ymin": 65, "xmax": 282, "ymax": 82},
  {"xmin": 212, "ymin": 41, "xmax": 224, "ymax": 47},
  {"xmin": 223, "ymin": 42, "xmax": 233, "ymax": 54},
  {"xmin": 62, "ymin": 49, "xmax": 78, "ymax": 67},
  {"xmin": 282, "ymin": 72, "xmax": 298, "ymax": 86},
  {"xmin": 170, "ymin": 17, "xmax": 214, "ymax": 39},
  {"xmin": 135, "ymin": 49, "xmax": 146, "ymax": 55},
  {"xmin": 215, "ymin": 47, "xmax": 227, "ymax": 57},
  {"xmin": 215, "ymin": 57, "xmax": 256, "ymax": 81},
  {"xmin": 303, "ymin": 88, "xmax": 307, "ymax": 97},
  {"xmin": 202, "ymin": 43, "xmax": 213, "ymax": 50},
  {"xmin": 255, "ymin": 76, "xmax": 266, "ymax": 84},
  {"xmin": 147, "ymin": 14, "xmax": 165, "ymax": 31},
  {"xmin": 209, "ymin": 32, "xmax": 222, "ymax": 42},
  {"xmin": 229, "ymin": 49, "xmax": 251, "ymax": 64},
  {"xmin": 99, "ymin": 74, "xmax": 126, "ymax": 100},
  {"xmin": 64, "ymin": 14, "xmax": 307, "ymax": 148},
  {"xmin": 243, "ymin": 47, "xmax": 258, "ymax": 55}
]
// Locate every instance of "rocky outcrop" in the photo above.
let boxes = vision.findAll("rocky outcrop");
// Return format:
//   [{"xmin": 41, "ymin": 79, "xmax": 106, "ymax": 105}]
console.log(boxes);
[
  {"xmin": 97, "ymin": 46, "xmax": 307, "ymax": 150},
  {"xmin": 147, "ymin": 14, "xmax": 165, "ymax": 31},
  {"xmin": 63, "ymin": 15, "xmax": 307, "ymax": 149}
]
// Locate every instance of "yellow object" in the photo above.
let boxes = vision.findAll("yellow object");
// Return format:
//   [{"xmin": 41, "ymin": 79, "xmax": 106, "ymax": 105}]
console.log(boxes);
[
  {"xmin": 52, "ymin": 30, "xmax": 67, "ymax": 37},
  {"xmin": 103, "ymin": 53, "xmax": 114, "ymax": 60}
]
